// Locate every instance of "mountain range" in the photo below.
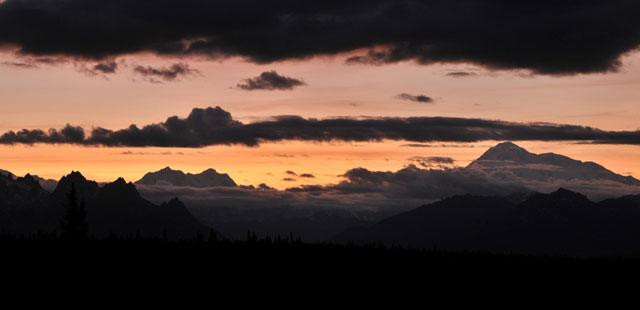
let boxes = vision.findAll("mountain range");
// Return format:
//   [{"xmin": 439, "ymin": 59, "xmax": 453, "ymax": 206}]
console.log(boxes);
[
  {"xmin": 334, "ymin": 188, "xmax": 640, "ymax": 256},
  {"xmin": 2, "ymin": 141, "xmax": 640, "ymax": 252},
  {"xmin": 0, "ymin": 169, "xmax": 57, "ymax": 192},
  {"xmin": 0, "ymin": 171, "xmax": 208, "ymax": 238},
  {"xmin": 23, "ymin": 142, "xmax": 640, "ymax": 201}
]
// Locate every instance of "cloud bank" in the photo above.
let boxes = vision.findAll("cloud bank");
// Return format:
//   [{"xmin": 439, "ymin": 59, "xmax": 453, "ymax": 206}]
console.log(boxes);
[
  {"xmin": 1, "ymin": 1, "xmax": 639, "ymax": 75},
  {"xmin": 0, "ymin": 106, "xmax": 639, "ymax": 147}
]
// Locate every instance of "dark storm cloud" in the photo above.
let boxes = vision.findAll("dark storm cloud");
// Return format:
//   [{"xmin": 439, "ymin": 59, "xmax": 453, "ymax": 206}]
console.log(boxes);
[
  {"xmin": 1, "ymin": 1, "xmax": 639, "ymax": 75},
  {"xmin": 237, "ymin": 71, "xmax": 306, "ymax": 91},
  {"xmin": 133, "ymin": 63, "xmax": 197, "ymax": 82},
  {"xmin": 1, "ymin": 106, "xmax": 640, "ymax": 147},
  {"xmin": 396, "ymin": 93, "xmax": 434, "ymax": 103}
]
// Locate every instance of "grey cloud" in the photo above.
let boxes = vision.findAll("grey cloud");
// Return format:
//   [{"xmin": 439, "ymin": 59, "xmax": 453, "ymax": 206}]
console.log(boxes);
[
  {"xmin": 409, "ymin": 156, "xmax": 456, "ymax": 168},
  {"xmin": 93, "ymin": 61, "xmax": 118, "ymax": 74},
  {"xmin": 396, "ymin": 93, "xmax": 434, "ymax": 103},
  {"xmin": 133, "ymin": 63, "xmax": 198, "ymax": 82},
  {"xmin": 1, "ymin": 61, "xmax": 37, "ymax": 68},
  {"xmin": 446, "ymin": 71, "xmax": 477, "ymax": 78},
  {"xmin": 237, "ymin": 71, "xmax": 306, "ymax": 91}
]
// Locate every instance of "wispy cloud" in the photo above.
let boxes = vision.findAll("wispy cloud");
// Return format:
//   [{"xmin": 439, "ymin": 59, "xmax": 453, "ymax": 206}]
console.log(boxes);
[
  {"xmin": 133, "ymin": 63, "xmax": 198, "ymax": 82},
  {"xmin": 396, "ymin": 93, "xmax": 434, "ymax": 103}
]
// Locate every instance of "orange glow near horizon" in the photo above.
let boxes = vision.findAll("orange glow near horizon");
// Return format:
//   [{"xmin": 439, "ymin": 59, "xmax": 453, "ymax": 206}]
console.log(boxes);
[
  {"xmin": 1, "ymin": 141, "xmax": 638, "ymax": 189},
  {"xmin": 2, "ymin": 51, "xmax": 640, "ymax": 189}
]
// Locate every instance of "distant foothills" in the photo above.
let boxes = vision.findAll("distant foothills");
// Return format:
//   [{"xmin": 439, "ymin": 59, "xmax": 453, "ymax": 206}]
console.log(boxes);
[{"xmin": 2, "ymin": 142, "xmax": 640, "ymax": 256}]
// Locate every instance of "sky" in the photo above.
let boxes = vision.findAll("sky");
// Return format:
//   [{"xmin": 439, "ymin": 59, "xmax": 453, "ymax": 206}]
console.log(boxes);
[{"xmin": 0, "ymin": 0, "xmax": 639, "ymax": 188}]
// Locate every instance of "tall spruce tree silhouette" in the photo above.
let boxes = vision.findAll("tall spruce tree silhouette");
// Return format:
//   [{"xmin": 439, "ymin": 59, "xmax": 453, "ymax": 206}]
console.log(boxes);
[{"xmin": 61, "ymin": 183, "xmax": 89, "ymax": 241}]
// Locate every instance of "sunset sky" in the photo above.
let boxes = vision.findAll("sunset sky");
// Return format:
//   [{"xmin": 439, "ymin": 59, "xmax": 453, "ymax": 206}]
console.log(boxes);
[{"xmin": 1, "ymin": 1, "xmax": 639, "ymax": 188}]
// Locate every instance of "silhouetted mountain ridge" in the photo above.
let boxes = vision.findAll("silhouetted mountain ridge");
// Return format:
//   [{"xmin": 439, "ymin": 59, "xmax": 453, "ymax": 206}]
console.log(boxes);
[
  {"xmin": 0, "ymin": 170, "xmax": 209, "ymax": 238},
  {"xmin": 0, "ymin": 169, "xmax": 59, "ymax": 192},
  {"xmin": 335, "ymin": 188, "xmax": 640, "ymax": 256},
  {"xmin": 136, "ymin": 166, "xmax": 237, "ymax": 187}
]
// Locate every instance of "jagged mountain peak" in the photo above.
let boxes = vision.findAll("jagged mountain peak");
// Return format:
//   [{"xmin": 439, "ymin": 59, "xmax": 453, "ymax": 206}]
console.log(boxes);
[
  {"xmin": 17, "ymin": 173, "xmax": 40, "ymax": 187},
  {"xmin": 61, "ymin": 171, "xmax": 88, "ymax": 182},
  {"xmin": 52, "ymin": 171, "xmax": 99, "ymax": 199},
  {"xmin": 113, "ymin": 177, "xmax": 128, "ymax": 184},
  {"xmin": 476, "ymin": 141, "xmax": 533, "ymax": 161},
  {"xmin": 98, "ymin": 177, "xmax": 140, "ymax": 200}
]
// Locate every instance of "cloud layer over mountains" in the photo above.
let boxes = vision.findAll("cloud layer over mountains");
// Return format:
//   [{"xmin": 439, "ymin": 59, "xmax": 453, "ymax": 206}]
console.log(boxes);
[
  {"xmin": 4, "ymin": 142, "xmax": 639, "ymax": 241},
  {"xmin": 137, "ymin": 143, "xmax": 640, "ymax": 230},
  {"xmin": 0, "ymin": 106, "xmax": 638, "ymax": 147},
  {"xmin": 1, "ymin": 1, "xmax": 640, "ymax": 75}
]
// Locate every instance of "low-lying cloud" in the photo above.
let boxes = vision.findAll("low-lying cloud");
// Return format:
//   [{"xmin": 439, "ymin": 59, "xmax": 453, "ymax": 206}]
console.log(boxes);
[
  {"xmin": 0, "ymin": 106, "xmax": 639, "ymax": 147},
  {"xmin": 409, "ymin": 156, "xmax": 456, "ymax": 168}
]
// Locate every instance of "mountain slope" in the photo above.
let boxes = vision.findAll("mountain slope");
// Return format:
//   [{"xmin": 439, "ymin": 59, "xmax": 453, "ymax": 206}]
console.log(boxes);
[
  {"xmin": 334, "ymin": 188, "xmax": 640, "ymax": 256},
  {"xmin": 0, "ymin": 169, "xmax": 57, "ymax": 192},
  {"xmin": 136, "ymin": 167, "xmax": 237, "ymax": 188},
  {"xmin": 0, "ymin": 173, "xmax": 51, "ymax": 233},
  {"xmin": 11, "ymin": 171, "xmax": 213, "ymax": 239},
  {"xmin": 86, "ymin": 178, "xmax": 209, "ymax": 238}
]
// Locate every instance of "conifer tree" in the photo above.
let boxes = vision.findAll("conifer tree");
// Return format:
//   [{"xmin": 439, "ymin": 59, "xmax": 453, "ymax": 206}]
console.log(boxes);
[{"xmin": 61, "ymin": 183, "xmax": 89, "ymax": 241}]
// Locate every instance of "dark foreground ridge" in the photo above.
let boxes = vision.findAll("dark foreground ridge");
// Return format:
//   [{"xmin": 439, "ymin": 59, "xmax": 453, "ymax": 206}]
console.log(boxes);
[
  {"xmin": 4, "ymin": 232, "xmax": 640, "ymax": 282},
  {"xmin": 335, "ymin": 189, "xmax": 640, "ymax": 256}
]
